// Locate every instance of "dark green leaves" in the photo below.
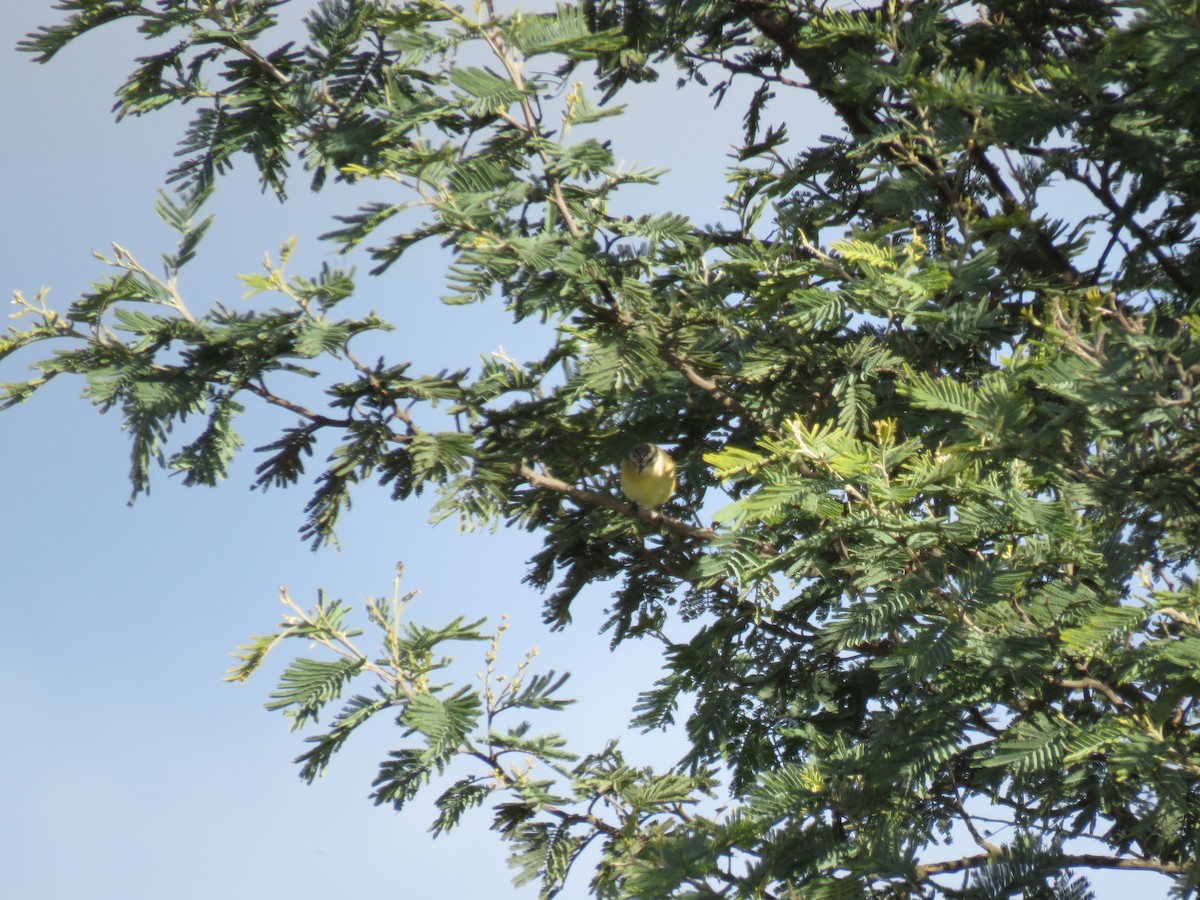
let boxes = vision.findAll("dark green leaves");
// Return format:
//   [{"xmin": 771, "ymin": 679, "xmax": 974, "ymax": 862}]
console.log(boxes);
[
  {"xmin": 16, "ymin": 0, "xmax": 1200, "ymax": 896},
  {"xmin": 18, "ymin": 0, "xmax": 145, "ymax": 63},
  {"xmin": 267, "ymin": 656, "xmax": 364, "ymax": 730}
]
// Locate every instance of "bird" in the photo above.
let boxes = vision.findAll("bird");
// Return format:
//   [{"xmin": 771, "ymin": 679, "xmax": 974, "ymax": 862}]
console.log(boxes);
[{"xmin": 620, "ymin": 443, "xmax": 676, "ymax": 510}]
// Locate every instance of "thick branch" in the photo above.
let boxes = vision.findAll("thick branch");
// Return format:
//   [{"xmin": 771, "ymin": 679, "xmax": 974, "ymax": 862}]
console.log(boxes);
[
  {"xmin": 1041, "ymin": 673, "xmax": 1130, "ymax": 710},
  {"xmin": 916, "ymin": 852, "xmax": 1184, "ymax": 879}
]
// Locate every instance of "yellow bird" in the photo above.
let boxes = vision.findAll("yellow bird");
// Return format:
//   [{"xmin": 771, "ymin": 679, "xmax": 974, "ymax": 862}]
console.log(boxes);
[{"xmin": 620, "ymin": 443, "xmax": 676, "ymax": 509}]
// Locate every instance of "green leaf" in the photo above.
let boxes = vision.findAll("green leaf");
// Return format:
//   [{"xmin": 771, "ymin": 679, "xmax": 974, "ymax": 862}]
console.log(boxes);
[
  {"xmin": 450, "ymin": 66, "xmax": 526, "ymax": 115},
  {"xmin": 431, "ymin": 778, "xmax": 493, "ymax": 836},
  {"xmin": 267, "ymin": 656, "xmax": 365, "ymax": 730},
  {"xmin": 400, "ymin": 689, "xmax": 481, "ymax": 758}
]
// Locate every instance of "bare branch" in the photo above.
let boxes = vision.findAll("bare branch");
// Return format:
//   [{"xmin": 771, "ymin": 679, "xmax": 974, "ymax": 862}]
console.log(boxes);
[
  {"xmin": 1040, "ymin": 672, "xmax": 1130, "ymax": 710},
  {"xmin": 245, "ymin": 380, "xmax": 354, "ymax": 428},
  {"xmin": 916, "ymin": 852, "xmax": 1184, "ymax": 879}
]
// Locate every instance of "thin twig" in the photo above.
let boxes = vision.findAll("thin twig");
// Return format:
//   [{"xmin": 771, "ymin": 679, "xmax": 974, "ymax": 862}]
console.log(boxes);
[{"xmin": 245, "ymin": 380, "xmax": 354, "ymax": 427}]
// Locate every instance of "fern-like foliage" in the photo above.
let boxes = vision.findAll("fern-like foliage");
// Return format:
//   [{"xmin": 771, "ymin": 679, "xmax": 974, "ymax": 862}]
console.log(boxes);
[{"xmin": 12, "ymin": 0, "xmax": 1200, "ymax": 896}]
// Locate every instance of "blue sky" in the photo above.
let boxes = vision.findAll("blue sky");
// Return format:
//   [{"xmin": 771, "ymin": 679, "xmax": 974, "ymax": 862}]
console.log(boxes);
[
  {"xmin": 0, "ymin": 3, "xmax": 738, "ymax": 897},
  {"xmin": 0, "ymin": 1, "xmax": 1171, "ymax": 898}
]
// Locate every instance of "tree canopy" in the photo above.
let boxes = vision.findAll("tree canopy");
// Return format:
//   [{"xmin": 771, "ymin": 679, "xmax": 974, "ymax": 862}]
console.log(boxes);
[{"xmin": 8, "ymin": 0, "xmax": 1200, "ymax": 896}]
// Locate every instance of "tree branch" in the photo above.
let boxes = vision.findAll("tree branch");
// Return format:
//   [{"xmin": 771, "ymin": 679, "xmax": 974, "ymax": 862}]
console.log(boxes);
[
  {"xmin": 1040, "ymin": 672, "xmax": 1130, "ymax": 710},
  {"xmin": 916, "ymin": 852, "xmax": 1184, "ymax": 879},
  {"xmin": 1074, "ymin": 166, "xmax": 1190, "ymax": 294},
  {"xmin": 658, "ymin": 340, "xmax": 764, "ymax": 430},
  {"xmin": 730, "ymin": 0, "xmax": 1081, "ymax": 285},
  {"xmin": 206, "ymin": 29, "xmax": 292, "ymax": 88},
  {"xmin": 514, "ymin": 463, "xmax": 719, "ymax": 542},
  {"xmin": 244, "ymin": 380, "xmax": 354, "ymax": 428}
]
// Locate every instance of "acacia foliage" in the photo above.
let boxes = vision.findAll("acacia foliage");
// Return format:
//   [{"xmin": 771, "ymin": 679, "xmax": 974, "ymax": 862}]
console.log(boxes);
[{"xmin": 8, "ymin": 0, "xmax": 1200, "ymax": 896}]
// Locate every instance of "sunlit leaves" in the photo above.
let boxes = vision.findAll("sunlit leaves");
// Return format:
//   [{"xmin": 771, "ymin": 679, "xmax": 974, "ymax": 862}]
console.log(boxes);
[
  {"xmin": 14, "ymin": 0, "xmax": 1200, "ymax": 897},
  {"xmin": 267, "ymin": 656, "xmax": 365, "ymax": 730},
  {"xmin": 18, "ymin": 0, "xmax": 144, "ymax": 63}
]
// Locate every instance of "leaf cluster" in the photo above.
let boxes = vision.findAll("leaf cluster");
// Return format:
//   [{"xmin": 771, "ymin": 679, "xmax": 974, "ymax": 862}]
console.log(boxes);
[{"xmin": 12, "ymin": 0, "xmax": 1200, "ymax": 896}]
